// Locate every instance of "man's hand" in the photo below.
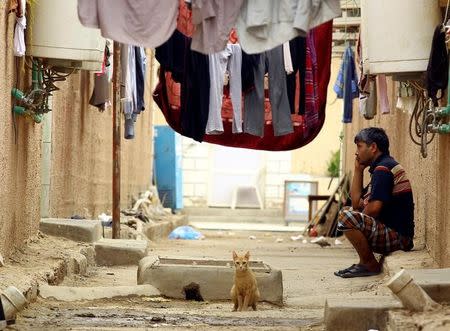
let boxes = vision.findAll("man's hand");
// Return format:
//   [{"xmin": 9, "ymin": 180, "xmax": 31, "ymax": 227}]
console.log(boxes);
[
  {"xmin": 354, "ymin": 157, "xmax": 367, "ymax": 172},
  {"xmin": 351, "ymin": 157, "xmax": 366, "ymax": 210}
]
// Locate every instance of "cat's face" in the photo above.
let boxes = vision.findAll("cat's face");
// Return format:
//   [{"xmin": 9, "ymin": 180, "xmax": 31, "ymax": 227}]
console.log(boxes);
[{"xmin": 232, "ymin": 251, "xmax": 250, "ymax": 272}]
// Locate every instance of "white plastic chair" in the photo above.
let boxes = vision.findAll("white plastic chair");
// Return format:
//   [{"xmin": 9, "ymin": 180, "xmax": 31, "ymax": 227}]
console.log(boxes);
[{"xmin": 230, "ymin": 168, "xmax": 264, "ymax": 209}]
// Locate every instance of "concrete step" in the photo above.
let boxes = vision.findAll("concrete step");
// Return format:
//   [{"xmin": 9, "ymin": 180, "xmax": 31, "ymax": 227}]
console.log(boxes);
[
  {"xmin": 187, "ymin": 215, "xmax": 286, "ymax": 224},
  {"xmin": 409, "ymin": 268, "xmax": 450, "ymax": 303},
  {"xmin": 190, "ymin": 221, "xmax": 305, "ymax": 233},
  {"xmin": 40, "ymin": 218, "xmax": 102, "ymax": 243},
  {"xmin": 182, "ymin": 207, "xmax": 283, "ymax": 218},
  {"xmin": 324, "ymin": 296, "xmax": 402, "ymax": 331},
  {"xmin": 94, "ymin": 239, "xmax": 149, "ymax": 266},
  {"xmin": 39, "ymin": 284, "xmax": 160, "ymax": 301}
]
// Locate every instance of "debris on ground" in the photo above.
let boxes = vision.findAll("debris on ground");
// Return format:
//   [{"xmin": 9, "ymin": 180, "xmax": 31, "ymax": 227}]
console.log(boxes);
[
  {"xmin": 168, "ymin": 226, "xmax": 204, "ymax": 240},
  {"xmin": 130, "ymin": 188, "xmax": 171, "ymax": 222},
  {"xmin": 291, "ymin": 234, "xmax": 304, "ymax": 241},
  {"xmin": 98, "ymin": 213, "xmax": 112, "ymax": 227},
  {"xmin": 310, "ymin": 236, "xmax": 331, "ymax": 248},
  {"xmin": 248, "ymin": 235, "xmax": 256, "ymax": 240},
  {"xmin": 276, "ymin": 238, "xmax": 284, "ymax": 243},
  {"xmin": 0, "ymin": 254, "xmax": 4, "ymax": 267}
]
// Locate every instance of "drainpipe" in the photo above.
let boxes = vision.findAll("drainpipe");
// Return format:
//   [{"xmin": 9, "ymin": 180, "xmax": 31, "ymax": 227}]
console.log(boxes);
[{"xmin": 40, "ymin": 97, "xmax": 52, "ymax": 218}]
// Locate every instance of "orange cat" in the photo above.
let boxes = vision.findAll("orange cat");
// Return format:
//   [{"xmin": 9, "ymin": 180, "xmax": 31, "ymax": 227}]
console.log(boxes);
[{"xmin": 230, "ymin": 251, "xmax": 260, "ymax": 311}]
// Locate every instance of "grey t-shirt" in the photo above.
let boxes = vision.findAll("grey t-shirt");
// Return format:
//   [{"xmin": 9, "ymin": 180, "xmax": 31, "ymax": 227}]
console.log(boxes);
[{"xmin": 78, "ymin": 0, "xmax": 178, "ymax": 48}]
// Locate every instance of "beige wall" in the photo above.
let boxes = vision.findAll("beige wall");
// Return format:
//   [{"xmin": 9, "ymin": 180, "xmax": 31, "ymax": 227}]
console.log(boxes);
[
  {"xmin": 0, "ymin": 6, "xmax": 42, "ymax": 257},
  {"xmin": 343, "ymin": 79, "xmax": 450, "ymax": 267},
  {"xmin": 292, "ymin": 57, "xmax": 344, "ymax": 175},
  {"xmin": 48, "ymin": 51, "xmax": 156, "ymax": 218},
  {"xmin": 0, "ymin": 0, "xmax": 156, "ymax": 258}
]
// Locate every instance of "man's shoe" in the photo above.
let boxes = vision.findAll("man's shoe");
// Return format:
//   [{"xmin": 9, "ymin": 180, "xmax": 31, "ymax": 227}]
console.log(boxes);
[
  {"xmin": 333, "ymin": 264, "xmax": 357, "ymax": 277},
  {"xmin": 339, "ymin": 264, "xmax": 382, "ymax": 278}
]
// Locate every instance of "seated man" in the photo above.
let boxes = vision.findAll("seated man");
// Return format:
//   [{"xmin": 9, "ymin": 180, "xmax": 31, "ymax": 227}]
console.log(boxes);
[{"xmin": 335, "ymin": 127, "xmax": 414, "ymax": 278}]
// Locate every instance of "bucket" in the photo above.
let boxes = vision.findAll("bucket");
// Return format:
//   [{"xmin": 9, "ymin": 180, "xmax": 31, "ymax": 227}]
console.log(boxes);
[{"xmin": 0, "ymin": 286, "xmax": 27, "ymax": 320}]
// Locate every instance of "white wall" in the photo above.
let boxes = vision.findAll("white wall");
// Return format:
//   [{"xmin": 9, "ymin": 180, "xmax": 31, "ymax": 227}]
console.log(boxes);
[{"xmin": 180, "ymin": 139, "xmax": 337, "ymax": 209}]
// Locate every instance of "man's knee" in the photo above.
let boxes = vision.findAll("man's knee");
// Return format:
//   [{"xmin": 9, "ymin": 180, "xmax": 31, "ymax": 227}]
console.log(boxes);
[{"xmin": 338, "ymin": 208, "xmax": 363, "ymax": 231}]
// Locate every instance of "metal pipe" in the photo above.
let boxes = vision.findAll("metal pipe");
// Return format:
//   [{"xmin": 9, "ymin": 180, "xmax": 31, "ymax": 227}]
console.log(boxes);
[{"xmin": 112, "ymin": 41, "xmax": 121, "ymax": 239}]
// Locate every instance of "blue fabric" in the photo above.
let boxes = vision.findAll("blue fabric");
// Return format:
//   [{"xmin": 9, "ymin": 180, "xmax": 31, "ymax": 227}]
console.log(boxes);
[{"xmin": 333, "ymin": 45, "xmax": 359, "ymax": 123}]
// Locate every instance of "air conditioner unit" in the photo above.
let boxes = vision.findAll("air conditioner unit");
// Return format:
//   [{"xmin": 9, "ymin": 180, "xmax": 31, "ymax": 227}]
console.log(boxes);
[
  {"xmin": 27, "ymin": 0, "xmax": 105, "ymax": 71},
  {"xmin": 361, "ymin": 0, "xmax": 441, "ymax": 75}
]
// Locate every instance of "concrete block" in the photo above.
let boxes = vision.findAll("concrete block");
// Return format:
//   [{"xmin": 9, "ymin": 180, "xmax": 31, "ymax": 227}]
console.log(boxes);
[
  {"xmin": 137, "ymin": 256, "xmax": 283, "ymax": 305},
  {"xmin": 324, "ymin": 297, "xmax": 403, "ymax": 331},
  {"xmin": 79, "ymin": 246, "xmax": 96, "ymax": 267},
  {"xmin": 409, "ymin": 268, "xmax": 450, "ymax": 303},
  {"xmin": 94, "ymin": 239, "xmax": 149, "ymax": 266},
  {"xmin": 39, "ymin": 284, "xmax": 160, "ymax": 301},
  {"xmin": 40, "ymin": 219, "xmax": 102, "ymax": 243},
  {"xmin": 143, "ymin": 216, "xmax": 188, "ymax": 241},
  {"xmin": 66, "ymin": 253, "xmax": 87, "ymax": 276}
]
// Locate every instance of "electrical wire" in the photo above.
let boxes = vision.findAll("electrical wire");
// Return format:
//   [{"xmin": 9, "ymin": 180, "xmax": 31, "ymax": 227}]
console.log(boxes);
[{"xmin": 408, "ymin": 81, "xmax": 436, "ymax": 158}]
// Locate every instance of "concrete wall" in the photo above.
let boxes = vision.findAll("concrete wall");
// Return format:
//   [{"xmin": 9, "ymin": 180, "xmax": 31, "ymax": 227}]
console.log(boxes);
[
  {"xmin": 48, "ymin": 51, "xmax": 156, "ymax": 218},
  {"xmin": 0, "ymin": 0, "xmax": 156, "ymax": 257},
  {"xmin": 0, "ymin": 6, "xmax": 42, "ymax": 257},
  {"xmin": 343, "ymin": 79, "xmax": 450, "ymax": 267}
]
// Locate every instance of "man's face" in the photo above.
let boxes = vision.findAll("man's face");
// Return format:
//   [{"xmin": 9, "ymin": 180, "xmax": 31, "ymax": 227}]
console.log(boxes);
[{"xmin": 355, "ymin": 141, "xmax": 375, "ymax": 166}]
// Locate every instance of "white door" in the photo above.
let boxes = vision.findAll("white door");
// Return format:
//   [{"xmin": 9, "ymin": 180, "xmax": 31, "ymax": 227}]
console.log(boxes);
[{"xmin": 208, "ymin": 146, "xmax": 265, "ymax": 207}]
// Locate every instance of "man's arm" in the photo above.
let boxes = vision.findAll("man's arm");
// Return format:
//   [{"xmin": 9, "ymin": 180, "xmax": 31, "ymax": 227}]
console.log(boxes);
[
  {"xmin": 363, "ymin": 200, "xmax": 383, "ymax": 218},
  {"xmin": 350, "ymin": 158, "xmax": 366, "ymax": 210},
  {"xmin": 365, "ymin": 166, "xmax": 394, "ymax": 218}
]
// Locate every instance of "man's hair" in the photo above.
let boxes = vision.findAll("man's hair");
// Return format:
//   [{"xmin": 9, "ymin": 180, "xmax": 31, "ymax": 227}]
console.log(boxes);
[{"xmin": 354, "ymin": 127, "xmax": 390, "ymax": 154}]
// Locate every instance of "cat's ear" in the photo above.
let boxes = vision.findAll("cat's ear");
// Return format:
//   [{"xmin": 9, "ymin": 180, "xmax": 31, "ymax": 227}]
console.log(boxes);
[
  {"xmin": 244, "ymin": 251, "xmax": 250, "ymax": 260},
  {"xmin": 232, "ymin": 251, "xmax": 238, "ymax": 260}
]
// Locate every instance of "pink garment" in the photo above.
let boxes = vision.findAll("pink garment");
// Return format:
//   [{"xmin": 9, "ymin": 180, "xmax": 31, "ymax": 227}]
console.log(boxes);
[
  {"xmin": 77, "ymin": 0, "xmax": 178, "ymax": 48},
  {"xmin": 377, "ymin": 74, "xmax": 390, "ymax": 114}
]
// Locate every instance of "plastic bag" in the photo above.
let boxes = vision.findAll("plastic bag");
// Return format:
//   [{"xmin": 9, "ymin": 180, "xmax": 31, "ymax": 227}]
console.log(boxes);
[{"xmin": 168, "ymin": 226, "xmax": 203, "ymax": 240}]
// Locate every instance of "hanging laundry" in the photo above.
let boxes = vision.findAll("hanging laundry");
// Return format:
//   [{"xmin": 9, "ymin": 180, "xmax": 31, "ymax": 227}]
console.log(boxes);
[
  {"xmin": 190, "ymin": 0, "xmax": 244, "ymax": 54},
  {"xmin": 395, "ymin": 82, "xmax": 416, "ymax": 114},
  {"xmin": 243, "ymin": 45, "xmax": 294, "ymax": 137},
  {"xmin": 241, "ymin": 51, "xmax": 261, "ymax": 93},
  {"xmin": 355, "ymin": 32, "xmax": 376, "ymax": 120},
  {"xmin": 359, "ymin": 77, "xmax": 377, "ymax": 120},
  {"xmin": 90, "ymin": 43, "xmax": 112, "ymax": 111},
  {"xmin": 77, "ymin": 0, "xmax": 178, "ymax": 48},
  {"xmin": 286, "ymin": 36, "xmax": 307, "ymax": 115},
  {"xmin": 156, "ymin": 30, "xmax": 210, "ymax": 142},
  {"xmin": 206, "ymin": 44, "xmax": 242, "ymax": 135},
  {"xmin": 426, "ymin": 25, "xmax": 449, "ymax": 106},
  {"xmin": 135, "ymin": 47, "xmax": 147, "ymax": 114},
  {"xmin": 283, "ymin": 42, "xmax": 294, "ymax": 75},
  {"xmin": 304, "ymin": 31, "xmax": 320, "ymax": 131},
  {"xmin": 377, "ymin": 74, "xmax": 390, "ymax": 114},
  {"xmin": 121, "ymin": 45, "xmax": 138, "ymax": 139},
  {"xmin": 154, "ymin": 3, "xmax": 333, "ymax": 151},
  {"xmin": 334, "ymin": 45, "xmax": 359, "ymax": 123},
  {"xmin": 13, "ymin": 0, "xmax": 26, "ymax": 57},
  {"xmin": 236, "ymin": 0, "xmax": 341, "ymax": 54}
]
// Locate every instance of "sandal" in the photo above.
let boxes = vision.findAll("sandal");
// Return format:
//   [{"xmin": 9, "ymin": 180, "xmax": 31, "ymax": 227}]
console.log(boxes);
[
  {"xmin": 338, "ymin": 264, "xmax": 382, "ymax": 278},
  {"xmin": 333, "ymin": 264, "xmax": 356, "ymax": 277}
]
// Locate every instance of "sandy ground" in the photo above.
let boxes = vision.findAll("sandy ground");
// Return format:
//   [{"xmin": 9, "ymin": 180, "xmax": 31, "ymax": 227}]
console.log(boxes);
[
  {"xmin": 0, "ymin": 233, "xmax": 89, "ymax": 294},
  {"xmin": 2, "ymin": 228, "xmax": 401, "ymax": 330},
  {"xmin": 2, "ymin": 223, "xmax": 446, "ymax": 330}
]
